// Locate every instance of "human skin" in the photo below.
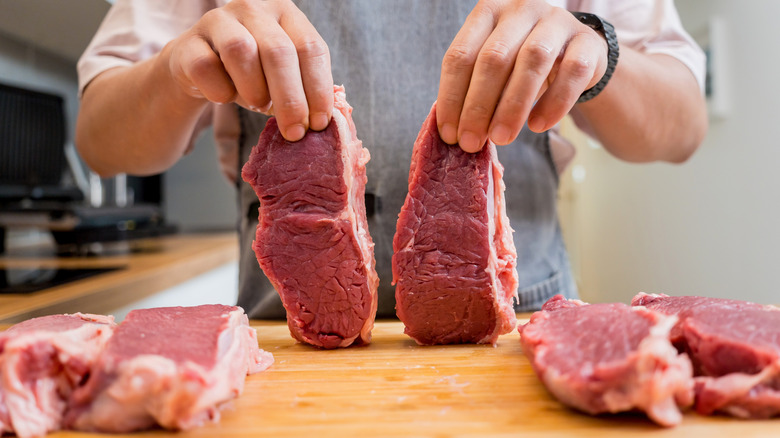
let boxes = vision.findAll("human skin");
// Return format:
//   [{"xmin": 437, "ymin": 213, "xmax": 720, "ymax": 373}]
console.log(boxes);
[
  {"xmin": 435, "ymin": 0, "xmax": 707, "ymax": 162},
  {"xmin": 76, "ymin": 0, "xmax": 706, "ymax": 177}
]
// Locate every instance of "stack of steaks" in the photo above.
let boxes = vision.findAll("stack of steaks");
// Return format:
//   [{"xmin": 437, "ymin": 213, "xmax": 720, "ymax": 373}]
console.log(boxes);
[
  {"xmin": 0, "ymin": 305, "xmax": 272, "ymax": 437},
  {"xmin": 519, "ymin": 293, "xmax": 780, "ymax": 426},
  {"xmin": 519, "ymin": 296, "xmax": 693, "ymax": 426},
  {"xmin": 633, "ymin": 293, "xmax": 780, "ymax": 419}
]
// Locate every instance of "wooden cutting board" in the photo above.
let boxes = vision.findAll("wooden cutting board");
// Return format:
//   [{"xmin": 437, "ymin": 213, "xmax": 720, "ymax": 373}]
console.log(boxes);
[{"xmin": 56, "ymin": 317, "xmax": 777, "ymax": 437}]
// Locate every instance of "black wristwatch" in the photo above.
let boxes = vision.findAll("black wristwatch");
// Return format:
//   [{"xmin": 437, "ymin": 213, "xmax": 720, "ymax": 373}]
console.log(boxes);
[{"xmin": 570, "ymin": 12, "xmax": 619, "ymax": 103}]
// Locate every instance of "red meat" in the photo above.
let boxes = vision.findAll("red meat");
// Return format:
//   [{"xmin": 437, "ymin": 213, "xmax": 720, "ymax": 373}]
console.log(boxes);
[
  {"xmin": 65, "ymin": 305, "xmax": 273, "ymax": 432},
  {"xmin": 519, "ymin": 295, "xmax": 693, "ymax": 427},
  {"xmin": 633, "ymin": 293, "xmax": 780, "ymax": 418},
  {"xmin": 393, "ymin": 103, "xmax": 518, "ymax": 345},
  {"xmin": 242, "ymin": 86, "xmax": 379, "ymax": 349},
  {"xmin": 0, "ymin": 313, "xmax": 115, "ymax": 437}
]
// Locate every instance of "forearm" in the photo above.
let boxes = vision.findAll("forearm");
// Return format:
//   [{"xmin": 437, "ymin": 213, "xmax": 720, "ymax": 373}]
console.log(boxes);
[
  {"xmin": 75, "ymin": 43, "xmax": 210, "ymax": 177},
  {"xmin": 576, "ymin": 48, "xmax": 707, "ymax": 164}
]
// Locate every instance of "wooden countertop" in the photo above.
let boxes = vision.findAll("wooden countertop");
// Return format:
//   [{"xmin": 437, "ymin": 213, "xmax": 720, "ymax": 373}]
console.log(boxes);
[
  {"xmin": 52, "ymin": 318, "xmax": 778, "ymax": 438},
  {"xmin": 0, "ymin": 233, "xmax": 237, "ymax": 324}
]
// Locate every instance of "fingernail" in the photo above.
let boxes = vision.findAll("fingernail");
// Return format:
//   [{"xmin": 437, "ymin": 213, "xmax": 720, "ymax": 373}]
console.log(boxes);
[
  {"xmin": 528, "ymin": 115, "xmax": 546, "ymax": 132},
  {"xmin": 459, "ymin": 131, "xmax": 482, "ymax": 153},
  {"xmin": 311, "ymin": 113, "xmax": 330, "ymax": 131},
  {"xmin": 440, "ymin": 123, "xmax": 457, "ymax": 144},
  {"xmin": 250, "ymin": 102, "xmax": 274, "ymax": 115},
  {"xmin": 490, "ymin": 124, "xmax": 512, "ymax": 145},
  {"xmin": 286, "ymin": 124, "xmax": 306, "ymax": 141}
]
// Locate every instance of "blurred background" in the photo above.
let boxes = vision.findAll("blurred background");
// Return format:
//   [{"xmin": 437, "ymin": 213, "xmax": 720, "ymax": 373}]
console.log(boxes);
[
  {"xmin": 559, "ymin": 1, "xmax": 778, "ymax": 306},
  {"xmin": 0, "ymin": 0, "xmax": 776, "ymax": 308}
]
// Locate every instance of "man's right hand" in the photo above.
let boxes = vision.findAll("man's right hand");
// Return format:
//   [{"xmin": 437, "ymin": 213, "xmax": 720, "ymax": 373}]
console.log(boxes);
[{"xmin": 165, "ymin": 0, "xmax": 333, "ymax": 141}]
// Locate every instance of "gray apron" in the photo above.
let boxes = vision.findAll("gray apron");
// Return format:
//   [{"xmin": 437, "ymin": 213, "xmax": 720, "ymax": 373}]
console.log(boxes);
[{"xmin": 235, "ymin": 0, "xmax": 578, "ymax": 319}]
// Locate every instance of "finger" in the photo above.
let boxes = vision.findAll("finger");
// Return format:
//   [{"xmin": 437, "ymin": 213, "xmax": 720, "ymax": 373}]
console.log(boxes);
[
  {"xmin": 488, "ymin": 13, "xmax": 568, "ymax": 144},
  {"xmin": 457, "ymin": 17, "xmax": 534, "ymax": 151},
  {"xmin": 175, "ymin": 34, "xmax": 237, "ymax": 104},
  {"xmin": 245, "ymin": 17, "xmax": 309, "ymax": 142},
  {"xmin": 279, "ymin": 7, "xmax": 334, "ymax": 131},
  {"xmin": 528, "ymin": 31, "xmax": 601, "ymax": 132},
  {"xmin": 208, "ymin": 12, "xmax": 271, "ymax": 112},
  {"xmin": 436, "ymin": 5, "xmax": 496, "ymax": 146}
]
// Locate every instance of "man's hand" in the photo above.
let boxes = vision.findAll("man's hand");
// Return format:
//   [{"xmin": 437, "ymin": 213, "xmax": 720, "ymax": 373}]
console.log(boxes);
[
  {"xmin": 437, "ymin": 0, "xmax": 608, "ymax": 152},
  {"xmin": 167, "ymin": 0, "xmax": 333, "ymax": 141}
]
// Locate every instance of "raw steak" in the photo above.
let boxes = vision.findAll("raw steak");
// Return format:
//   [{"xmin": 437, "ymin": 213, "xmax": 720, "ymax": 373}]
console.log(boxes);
[
  {"xmin": 519, "ymin": 295, "xmax": 693, "ymax": 427},
  {"xmin": 633, "ymin": 293, "xmax": 780, "ymax": 418},
  {"xmin": 242, "ymin": 85, "xmax": 378, "ymax": 349},
  {"xmin": 0, "ymin": 313, "xmax": 115, "ymax": 438},
  {"xmin": 631, "ymin": 293, "xmax": 764, "ymax": 350},
  {"xmin": 65, "ymin": 305, "xmax": 273, "ymax": 433},
  {"xmin": 392, "ymin": 103, "xmax": 518, "ymax": 345}
]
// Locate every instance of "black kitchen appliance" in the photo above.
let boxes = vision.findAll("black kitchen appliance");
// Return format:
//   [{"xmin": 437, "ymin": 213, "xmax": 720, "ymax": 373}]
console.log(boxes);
[{"xmin": 0, "ymin": 82, "xmax": 176, "ymax": 255}]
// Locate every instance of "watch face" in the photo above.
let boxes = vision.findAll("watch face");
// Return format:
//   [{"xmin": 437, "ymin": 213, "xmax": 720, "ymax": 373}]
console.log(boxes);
[{"xmin": 572, "ymin": 12, "xmax": 604, "ymax": 32}]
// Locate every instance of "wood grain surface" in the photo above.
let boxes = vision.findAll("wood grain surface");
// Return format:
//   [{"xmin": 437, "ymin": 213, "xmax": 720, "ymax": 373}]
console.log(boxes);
[{"xmin": 48, "ymin": 318, "xmax": 778, "ymax": 438}]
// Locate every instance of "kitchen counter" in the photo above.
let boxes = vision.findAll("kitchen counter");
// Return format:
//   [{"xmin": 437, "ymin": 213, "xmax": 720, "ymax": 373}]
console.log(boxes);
[
  {"xmin": 49, "ymin": 318, "xmax": 777, "ymax": 438},
  {"xmin": 1, "ymin": 236, "xmax": 777, "ymax": 436},
  {"xmin": 0, "ymin": 233, "xmax": 237, "ymax": 324}
]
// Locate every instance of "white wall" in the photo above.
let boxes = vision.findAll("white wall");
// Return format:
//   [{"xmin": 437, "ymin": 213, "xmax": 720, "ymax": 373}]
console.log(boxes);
[{"xmin": 565, "ymin": 0, "xmax": 780, "ymax": 305}]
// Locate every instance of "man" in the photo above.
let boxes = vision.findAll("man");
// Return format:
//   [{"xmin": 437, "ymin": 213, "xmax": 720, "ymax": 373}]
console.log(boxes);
[{"xmin": 76, "ymin": 0, "xmax": 707, "ymax": 318}]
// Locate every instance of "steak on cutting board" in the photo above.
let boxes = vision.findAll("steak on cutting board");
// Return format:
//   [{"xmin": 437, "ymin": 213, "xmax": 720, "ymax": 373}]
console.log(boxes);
[
  {"xmin": 242, "ymin": 85, "xmax": 378, "ymax": 349},
  {"xmin": 65, "ymin": 305, "xmax": 273, "ymax": 433},
  {"xmin": 519, "ymin": 295, "xmax": 694, "ymax": 427},
  {"xmin": 633, "ymin": 293, "xmax": 780, "ymax": 418},
  {"xmin": 0, "ymin": 313, "xmax": 115, "ymax": 438},
  {"xmin": 392, "ymin": 103, "xmax": 518, "ymax": 345}
]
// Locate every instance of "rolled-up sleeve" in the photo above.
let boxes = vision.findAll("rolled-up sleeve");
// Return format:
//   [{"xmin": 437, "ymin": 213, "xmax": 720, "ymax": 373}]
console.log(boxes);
[
  {"xmin": 550, "ymin": 0, "xmax": 706, "ymax": 172},
  {"xmin": 77, "ymin": 0, "xmax": 214, "ymax": 96},
  {"xmin": 576, "ymin": 0, "xmax": 706, "ymax": 93}
]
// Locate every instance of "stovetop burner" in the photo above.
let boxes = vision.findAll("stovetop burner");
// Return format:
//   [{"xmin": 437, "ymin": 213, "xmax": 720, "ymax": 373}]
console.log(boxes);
[{"xmin": 0, "ymin": 267, "xmax": 124, "ymax": 294}]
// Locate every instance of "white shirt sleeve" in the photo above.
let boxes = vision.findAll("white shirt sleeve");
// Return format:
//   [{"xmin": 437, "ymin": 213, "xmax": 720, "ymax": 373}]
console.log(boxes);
[
  {"xmin": 549, "ymin": 0, "xmax": 706, "ymax": 170},
  {"xmin": 573, "ymin": 0, "xmax": 706, "ymax": 93},
  {"xmin": 77, "ymin": 0, "xmax": 215, "ymax": 96}
]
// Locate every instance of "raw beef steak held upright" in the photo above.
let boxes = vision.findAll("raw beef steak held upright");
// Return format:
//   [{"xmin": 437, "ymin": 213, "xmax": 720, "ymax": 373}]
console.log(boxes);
[
  {"xmin": 0, "ymin": 313, "xmax": 115, "ymax": 438},
  {"xmin": 519, "ymin": 296, "xmax": 694, "ymax": 427},
  {"xmin": 242, "ymin": 85, "xmax": 379, "ymax": 349},
  {"xmin": 633, "ymin": 293, "xmax": 780, "ymax": 418},
  {"xmin": 65, "ymin": 305, "xmax": 273, "ymax": 433},
  {"xmin": 392, "ymin": 103, "xmax": 518, "ymax": 345}
]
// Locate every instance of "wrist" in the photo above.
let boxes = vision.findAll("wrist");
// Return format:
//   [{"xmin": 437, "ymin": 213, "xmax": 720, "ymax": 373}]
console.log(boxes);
[{"xmin": 571, "ymin": 12, "xmax": 619, "ymax": 103}]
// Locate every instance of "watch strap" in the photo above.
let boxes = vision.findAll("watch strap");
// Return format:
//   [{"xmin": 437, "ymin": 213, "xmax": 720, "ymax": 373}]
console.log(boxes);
[{"xmin": 571, "ymin": 12, "xmax": 619, "ymax": 103}]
